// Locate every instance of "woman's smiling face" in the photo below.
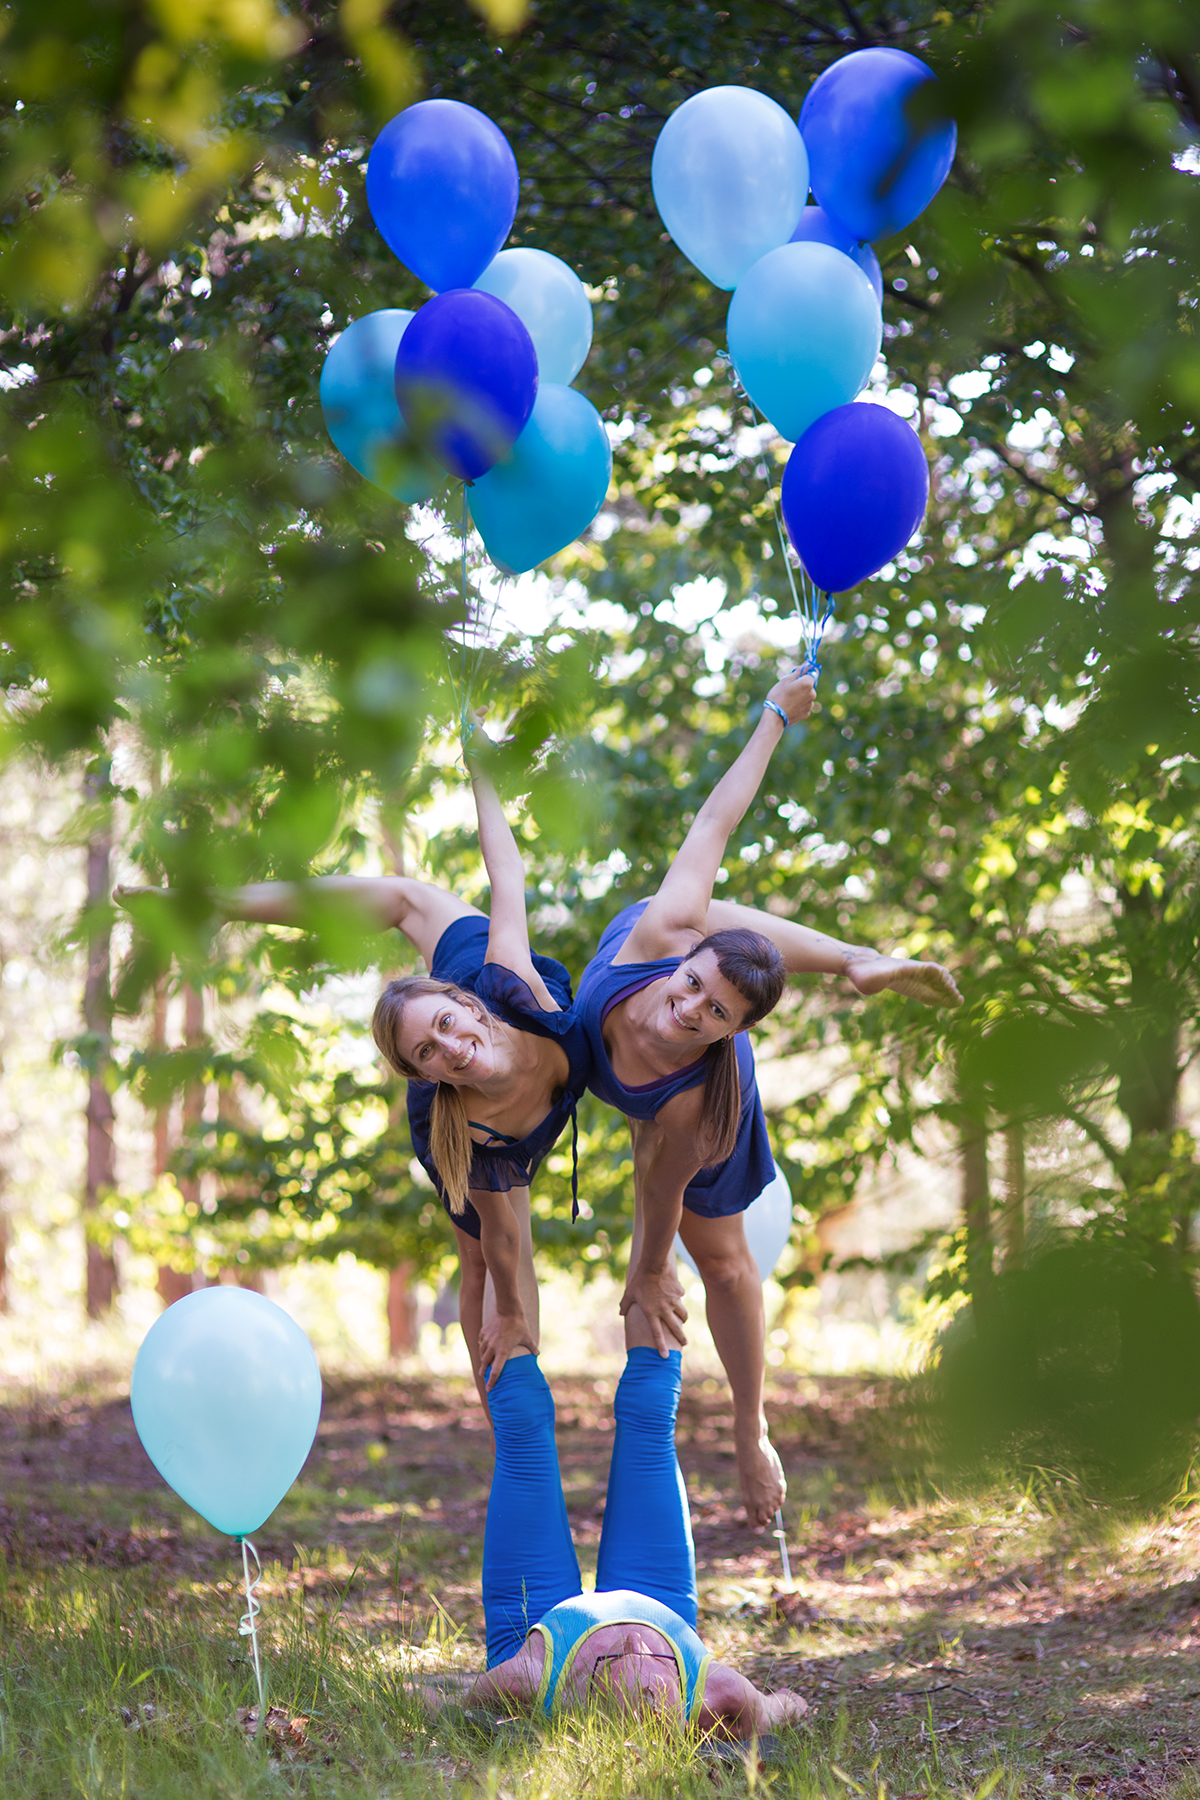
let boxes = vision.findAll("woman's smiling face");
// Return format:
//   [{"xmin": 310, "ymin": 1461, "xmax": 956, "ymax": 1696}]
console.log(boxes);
[
  {"xmin": 396, "ymin": 992, "xmax": 495, "ymax": 1083},
  {"xmin": 653, "ymin": 949, "xmax": 749, "ymax": 1047}
]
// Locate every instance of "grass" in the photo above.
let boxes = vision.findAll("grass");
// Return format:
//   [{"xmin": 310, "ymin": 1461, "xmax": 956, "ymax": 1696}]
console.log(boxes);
[{"xmin": 2, "ymin": 1364, "xmax": 1200, "ymax": 1797}]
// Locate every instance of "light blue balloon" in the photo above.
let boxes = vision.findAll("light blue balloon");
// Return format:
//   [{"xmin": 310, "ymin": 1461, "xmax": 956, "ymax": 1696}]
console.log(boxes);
[
  {"xmin": 474, "ymin": 247, "xmax": 593, "ymax": 386},
  {"xmin": 727, "ymin": 241, "xmax": 882, "ymax": 443},
  {"xmin": 319, "ymin": 310, "xmax": 441, "ymax": 504},
  {"xmin": 789, "ymin": 203, "xmax": 883, "ymax": 307},
  {"xmin": 131, "ymin": 1288, "xmax": 322, "ymax": 1538},
  {"xmin": 469, "ymin": 383, "xmax": 612, "ymax": 575},
  {"xmin": 676, "ymin": 1161, "xmax": 795, "ymax": 1283},
  {"xmin": 651, "ymin": 86, "xmax": 809, "ymax": 291}
]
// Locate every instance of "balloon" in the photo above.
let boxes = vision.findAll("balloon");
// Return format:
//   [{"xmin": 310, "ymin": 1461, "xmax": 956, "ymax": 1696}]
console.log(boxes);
[
  {"xmin": 789, "ymin": 203, "xmax": 883, "ymax": 307},
  {"xmin": 131, "ymin": 1288, "xmax": 322, "ymax": 1538},
  {"xmin": 468, "ymin": 383, "xmax": 612, "ymax": 574},
  {"xmin": 474, "ymin": 248, "xmax": 594, "ymax": 386},
  {"xmin": 726, "ymin": 241, "xmax": 881, "ymax": 444},
  {"xmin": 780, "ymin": 401, "xmax": 930, "ymax": 593},
  {"xmin": 394, "ymin": 289, "xmax": 538, "ymax": 481},
  {"xmin": 799, "ymin": 48, "xmax": 957, "ymax": 243},
  {"xmin": 318, "ymin": 310, "xmax": 442, "ymax": 504},
  {"xmin": 675, "ymin": 1162, "xmax": 796, "ymax": 1283},
  {"xmin": 651, "ymin": 86, "xmax": 809, "ymax": 291},
  {"xmin": 366, "ymin": 99, "xmax": 519, "ymax": 293}
]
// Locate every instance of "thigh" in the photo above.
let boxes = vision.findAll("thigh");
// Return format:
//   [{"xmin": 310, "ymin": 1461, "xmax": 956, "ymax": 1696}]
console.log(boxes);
[
  {"xmin": 676, "ymin": 1207, "xmax": 755, "ymax": 1275},
  {"xmin": 396, "ymin": 879, "xmax": 486, "ymax": 971}
]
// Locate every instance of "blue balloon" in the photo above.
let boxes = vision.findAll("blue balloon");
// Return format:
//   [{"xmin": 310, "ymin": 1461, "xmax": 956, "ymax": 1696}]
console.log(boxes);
[
  {"xmin": 131, "ymin": 1288, "xmax": 322, "ymax": 1538},
  {"xmin": 651, "ymin": 86, "xmax": 809, "ymax": 290},
  {"xmin": 394, "ymin": 289, "xmax": 538, "ymax": 481},
  {"xmin": 726, "ymin": 242, "xmax": 881, "ymax": 444},
  {"xmin": 790, "ymin": 204, "xmax": 883, "ymax": 307},
  {"xmin": 319, "ymin": 310, "xmax": 442, "ymax": 503},
  {"xmin": 800, "ymin": 48, "xmax": 957, "ymax": 243},
  {"xmin": 474, "ymin": 248, "xmax": 593, "ymax": 386},
  {"xmin": 469, "ymin": 383, "xmax": 612, "ymax": 574},
  {"xmin": 366, "ymin": 99, "xmax": 519, "ymax": 293},
  {"xmin": 780, "ymin": 401, "xmax": 930, "ymax": 593}
]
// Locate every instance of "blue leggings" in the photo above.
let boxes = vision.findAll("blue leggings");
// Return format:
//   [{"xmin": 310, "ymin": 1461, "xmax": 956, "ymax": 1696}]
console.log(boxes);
[{"xmin": 482, "ymin": 1350, "xmax": 696, "ymax": 1667}]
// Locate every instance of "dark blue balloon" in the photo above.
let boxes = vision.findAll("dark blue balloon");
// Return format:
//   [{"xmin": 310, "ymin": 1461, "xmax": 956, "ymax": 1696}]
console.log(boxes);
[
  {"xmin": 366, "ymin": 100, "xmax": 519, "ymax": 293},
  {"xmin": 781, "ymin": 402, "xmax": 929, "ymax": 593},
  {"xmin": 800, "ymin": 48, "xmax": 957, "ymax": 243},
  {"xmin": 789, "ymin": 203, "xmax": 883, "ymax": 306},
  {"xmin": 394, "ymin": 289, "xmax": 538, "ymax": 481}
]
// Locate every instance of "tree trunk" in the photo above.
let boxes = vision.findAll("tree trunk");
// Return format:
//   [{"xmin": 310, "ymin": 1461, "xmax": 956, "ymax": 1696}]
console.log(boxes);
[
  {"xmin": 380, "ymin": 813, "xmax": 418, "ymax": 1355},
  {"xmin": 1116, "ymin": 888, "xmax": 1180, "ymax": 1137},
  {"xmin": 960, "ymin": 1107, "xmax": 993, "ymax": 1303},
  {"xmin": 388, "ymin": 1263, "xmax": 418, "ymax": 1356},
  {"xmin": 83, "ymin": 766, "xmax": 118, "ymax": 1318},
  {"xmin": 167, "ymin": 982, "xmax": 207, "ymax": 1294},
  {"xmin": 151, "ymin": 976, "xmax": 192, "ymax": 1307},
  {"xmin": 1002, "ymin": 1121, "xmax": 1026, "ymax": 1269},
  {"xmin": 0, "ymin": 1185, "xmax": 8, "ymax": 1316}
]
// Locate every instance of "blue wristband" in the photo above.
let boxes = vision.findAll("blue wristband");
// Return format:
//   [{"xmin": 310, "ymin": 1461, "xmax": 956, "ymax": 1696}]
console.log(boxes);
[{"xmin": 762, "ymin": 698, "xmax": 789, "ymax": 728}]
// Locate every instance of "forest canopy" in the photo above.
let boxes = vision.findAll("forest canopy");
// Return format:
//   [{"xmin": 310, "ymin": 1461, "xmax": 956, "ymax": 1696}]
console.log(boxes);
[{"xmin": 0, "ymin": 0, "xmax": 1197, "ymax": 1370}]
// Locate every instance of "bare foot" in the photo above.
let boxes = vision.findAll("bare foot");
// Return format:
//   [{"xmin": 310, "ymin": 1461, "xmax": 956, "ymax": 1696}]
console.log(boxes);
[
  {"xmin": 844, "ymin": 953, "xmax": 962, "ymax": 1009},
  {"xmin": 736, "ymin": 1426, "xmax": 786, "ymax": 1528}
]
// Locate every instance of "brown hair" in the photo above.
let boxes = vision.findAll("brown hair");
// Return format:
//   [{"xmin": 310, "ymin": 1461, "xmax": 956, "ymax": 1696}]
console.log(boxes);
[
  {"xmin": 683, "ymin": 928, "xmax": 786, "ymax": 1165},
  {"xmin": 372, "ymin": 975, "xmax": 492, "ymax": 1216}
]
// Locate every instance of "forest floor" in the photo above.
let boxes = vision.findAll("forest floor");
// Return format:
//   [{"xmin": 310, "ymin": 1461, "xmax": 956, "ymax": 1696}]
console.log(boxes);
[{"xmin": 2, "ymin": 1361, "xmax": 1200, "ymax": 1799}]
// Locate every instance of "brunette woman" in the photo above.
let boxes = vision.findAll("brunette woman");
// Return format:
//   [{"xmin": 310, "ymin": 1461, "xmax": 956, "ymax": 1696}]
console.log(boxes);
[{"xmin": 574, "ymin": 667, "xmax": 960, "ymax": 1524}]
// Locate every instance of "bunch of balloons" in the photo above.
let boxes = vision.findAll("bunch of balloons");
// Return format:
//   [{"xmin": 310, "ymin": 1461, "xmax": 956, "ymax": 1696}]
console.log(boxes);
[
  {"xmin": 652, "ymin": 49, "xmax": 956, "ymax": 596},
  {"xmin": 320, "ymin": 99, "xmax": 613, "ymax": 576}
]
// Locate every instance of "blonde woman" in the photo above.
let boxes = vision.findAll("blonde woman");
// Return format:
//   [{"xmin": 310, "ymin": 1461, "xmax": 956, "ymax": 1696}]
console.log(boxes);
[{"xmin": 116, "ymin": 757, "xmax": 591, "ymax": 1408}]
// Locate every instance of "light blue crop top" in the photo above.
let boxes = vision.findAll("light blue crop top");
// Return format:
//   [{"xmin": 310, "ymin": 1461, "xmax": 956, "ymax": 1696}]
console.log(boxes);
[{"xmin": 530, "ymin": 1588, "xmax": 711, "ymax": 1722}]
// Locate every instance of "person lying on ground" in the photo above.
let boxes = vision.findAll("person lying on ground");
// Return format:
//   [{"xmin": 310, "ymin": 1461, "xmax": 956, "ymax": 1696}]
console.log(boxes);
[{"xmin": 422, "ymin": 1308, "xmax": 807, "ymax": 1737}]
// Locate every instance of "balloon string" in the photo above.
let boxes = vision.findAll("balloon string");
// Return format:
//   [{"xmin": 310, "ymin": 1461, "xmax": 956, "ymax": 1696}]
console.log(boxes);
[
  {"xmin": 719, "ymin": 351, "xmax": 835, "ymax": 686},
  {"xmin": 774, "ymin": 1507, "xmax": 793, "ymax": 1590},
  {"xmin": 238, "ymin": 1535, "xmax": 266, "ymax": 1719}
]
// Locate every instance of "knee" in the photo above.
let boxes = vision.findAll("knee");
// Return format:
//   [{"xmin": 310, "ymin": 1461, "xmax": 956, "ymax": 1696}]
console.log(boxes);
[
  {"xmin": 615, "ymin": 1348, "xmax": 681, "ymax": 1428},
  {"xmin": 691, "ymin": 1242, "xmax": 757, "ymax": 1295},
  {"xmin": 488, "ymin": 1356, "xmax": 553, "ymax": 1439}
]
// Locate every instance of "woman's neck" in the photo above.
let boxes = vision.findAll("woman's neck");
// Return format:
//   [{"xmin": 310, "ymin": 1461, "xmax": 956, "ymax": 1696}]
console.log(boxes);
[{"xmin": 467, "ymin": 1018, "xmax": 542, "ymax": 1098}]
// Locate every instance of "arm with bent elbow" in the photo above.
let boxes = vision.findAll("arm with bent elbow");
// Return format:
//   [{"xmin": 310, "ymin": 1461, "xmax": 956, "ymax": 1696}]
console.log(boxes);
[{"xmin": 619, "ymin": 1108, "xmax": 702, "ymax": 1357}]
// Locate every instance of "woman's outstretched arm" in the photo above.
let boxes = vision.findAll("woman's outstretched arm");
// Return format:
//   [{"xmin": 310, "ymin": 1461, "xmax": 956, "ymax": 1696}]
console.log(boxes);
[
  {"xmin": 615, "ymin": 668, "xmax": 815, "ymax": 967},
  {"xmin": 702, "ymin": 898, "xmax": 962, "ymax": 1007},
  {"xmin": 470, "ymin": 761, "xmax": 560, "ymax": 1012},
  {"xmin": 114, "ymin": 877, "xmax": 481, "ymax": 971}
]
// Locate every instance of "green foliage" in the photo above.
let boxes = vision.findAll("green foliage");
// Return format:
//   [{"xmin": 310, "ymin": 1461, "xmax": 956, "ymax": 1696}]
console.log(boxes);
[{"xmin": 2, "ymin": 0, "xmax": 1199, "ymax": 1301}]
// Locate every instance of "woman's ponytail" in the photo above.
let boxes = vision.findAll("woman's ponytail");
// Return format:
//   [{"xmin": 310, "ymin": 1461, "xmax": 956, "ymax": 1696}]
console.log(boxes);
[
  {"xmin": 699, "ymin": 1036, "xmax": 743, "ymax": 1165},
  {"xmin": 430, "ymin": 1083, "xmax": 474, "ymax": 1215}
]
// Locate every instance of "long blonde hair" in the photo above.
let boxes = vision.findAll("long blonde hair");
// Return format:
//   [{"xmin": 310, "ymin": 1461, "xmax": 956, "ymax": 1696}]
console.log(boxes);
[{"xmin": 372, "ymin": 975, "xmax": 493, "ymax": 1216}]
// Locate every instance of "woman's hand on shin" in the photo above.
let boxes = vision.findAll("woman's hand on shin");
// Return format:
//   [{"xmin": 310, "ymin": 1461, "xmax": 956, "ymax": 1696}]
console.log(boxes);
[{"xmin": 478, "ymin": 1308, "xmax": 538, "ymax": 1390}]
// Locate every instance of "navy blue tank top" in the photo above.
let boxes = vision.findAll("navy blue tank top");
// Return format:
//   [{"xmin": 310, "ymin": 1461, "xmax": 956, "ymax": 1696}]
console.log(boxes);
[
  {"xmin": 405, "ymin": 914, "xmax": 592, "ymax": 1220},
  {"xmin": 574, "ymin": 901, "xmax": 774, "ymax": 1218}
]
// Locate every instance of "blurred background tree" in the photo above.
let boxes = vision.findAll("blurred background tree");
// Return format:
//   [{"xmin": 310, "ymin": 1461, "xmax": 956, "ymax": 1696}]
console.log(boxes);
[{"xmin": 1, "ymin": 0, "xmax": 1197, "ymax": 1390}]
